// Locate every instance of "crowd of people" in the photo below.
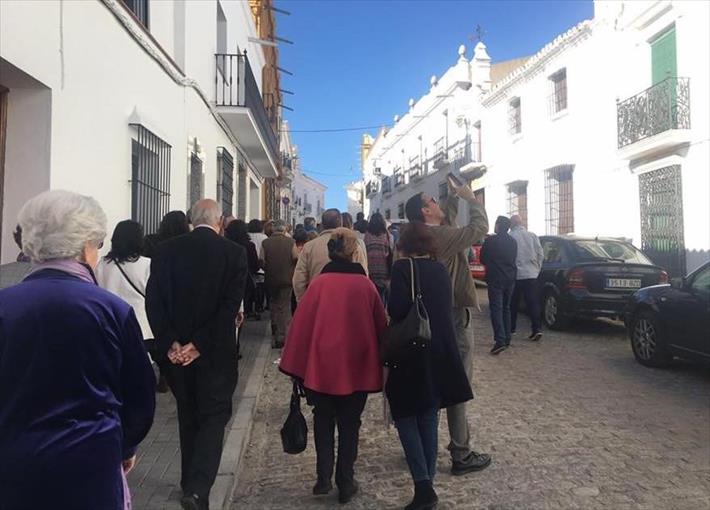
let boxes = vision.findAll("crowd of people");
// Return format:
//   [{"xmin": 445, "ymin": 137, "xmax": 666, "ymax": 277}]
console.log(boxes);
[{"xmin": 0, "ymin": 179, "xmax": 545, "ymax": 510}]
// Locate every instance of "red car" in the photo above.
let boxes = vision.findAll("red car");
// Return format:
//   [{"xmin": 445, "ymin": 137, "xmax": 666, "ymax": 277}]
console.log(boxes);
[{"xmin": 469, "ymin": 242, "xmax": 486, "ymax": 281}]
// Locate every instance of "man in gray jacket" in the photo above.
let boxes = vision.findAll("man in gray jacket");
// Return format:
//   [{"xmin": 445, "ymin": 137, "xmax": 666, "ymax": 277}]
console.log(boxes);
[
  {"xmin": 405, "ymin": 182, "xmax": 491, "ymax": 476},
  {"xmin": 509, "ymin": 215, "xmax": 544, "ymax": 341}
]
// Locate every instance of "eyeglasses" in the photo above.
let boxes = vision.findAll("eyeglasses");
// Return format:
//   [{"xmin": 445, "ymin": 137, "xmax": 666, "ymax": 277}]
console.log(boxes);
[{"xmin": 423, "ymin": 197, "xmax": 437, "ymax": 207}]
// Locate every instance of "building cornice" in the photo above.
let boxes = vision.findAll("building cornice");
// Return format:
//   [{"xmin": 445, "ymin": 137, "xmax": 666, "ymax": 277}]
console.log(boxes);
[{"xmin": 482, "ymin": 19, "xmax": 594, "ymax": 106}]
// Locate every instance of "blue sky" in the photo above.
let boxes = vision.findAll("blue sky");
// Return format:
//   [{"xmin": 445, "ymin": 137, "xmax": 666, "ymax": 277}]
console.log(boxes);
[{"xmin": 277, "ymin": 0, "xmax": 593, "ymax": 211}]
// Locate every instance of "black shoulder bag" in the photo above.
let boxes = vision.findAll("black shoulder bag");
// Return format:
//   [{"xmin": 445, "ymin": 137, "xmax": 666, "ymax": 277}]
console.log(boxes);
[
  {"xmin": 280, "ymin": 379, "xmax": 308, "ymax": 454},
  {"xmin": 383, "ymin": 258, "xmax": 431, "ymax": 363}
]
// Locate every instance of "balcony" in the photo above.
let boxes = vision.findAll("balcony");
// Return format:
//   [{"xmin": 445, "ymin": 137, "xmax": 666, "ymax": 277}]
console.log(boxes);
[
  {"xmin": 409, "ymin": 156, "xmax": 423, "ymax": 181},
  {"xmin": 432, "ymin": 137, "xmax": 448, "ymax": 169},
  {"xmin": 215, "ymin": 52, "xmax": 279, "ymax": 178},
  {"xmin": 366, "ymin": 180, "xmax": 379, "ymax": 197},
  {"xmin": 617, "ymin": 77, "xmax": 691, "ymax": 160},
  {"xmin": 382, "ymin": 176, "xmax": 393, "ymax": 195},
  {"xmin": 394, "ymin": 172, "xmax": 405, "ymax": 188}
]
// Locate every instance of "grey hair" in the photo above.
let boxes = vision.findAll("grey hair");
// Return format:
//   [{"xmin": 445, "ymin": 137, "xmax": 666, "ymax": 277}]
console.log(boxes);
[
  {"xmin": 190, "ymin": 199, "xmax": 222, "ymax": 227},
  {"xmin": 272, "ymin": 220, "xmax": 287, "ymax": 233},
  {"xmin": 18, "ymin": 190, "xmax": 107, "ymax": 263}
]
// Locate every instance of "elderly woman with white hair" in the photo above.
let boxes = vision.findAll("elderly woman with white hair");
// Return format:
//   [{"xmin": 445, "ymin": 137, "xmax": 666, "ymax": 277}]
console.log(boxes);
[{"xmin": 0, "ymin": 190, "xmax": 156, "ymax": 510}]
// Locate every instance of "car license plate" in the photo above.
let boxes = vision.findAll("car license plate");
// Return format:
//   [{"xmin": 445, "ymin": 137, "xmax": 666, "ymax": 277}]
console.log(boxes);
[
  {"xmin": 471, "ymin": 265, "xmax": 484, "ymax": 272},
  {"xmin": 606, "ymin": 278, "xmax": 641, "ymax": 289}
]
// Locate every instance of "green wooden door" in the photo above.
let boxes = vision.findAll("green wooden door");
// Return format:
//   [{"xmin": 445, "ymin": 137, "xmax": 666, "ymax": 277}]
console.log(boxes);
[{"xmin": 651, "ymin": 27, "xmax": 677, "ymax": 85}]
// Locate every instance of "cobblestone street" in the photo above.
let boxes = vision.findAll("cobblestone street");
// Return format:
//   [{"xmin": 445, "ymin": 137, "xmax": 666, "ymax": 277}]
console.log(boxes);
[{"xmin": 231, "ymin": 290, "xmax": 710, "ymax": 510}]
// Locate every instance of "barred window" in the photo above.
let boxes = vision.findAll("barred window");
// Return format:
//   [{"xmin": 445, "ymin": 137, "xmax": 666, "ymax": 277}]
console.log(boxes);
[
  {"xmin": 508, "ymin": 97, "xmax": 521, "ymax": 135},
  {"xmin": 438, "ymin": 182, "xmax": 448, "ymax": 201},
  {"xmin": 216, "ymin": 147, "xmax": 234, "ymax": 217},
  {"xmin": 123, "ymin": 0, "xmax": 149, "ymax": 28},
  {"xmin": 189, "ymin": 152, "xmax": 204, "ymax": 209},
  {"xmin": 507, "ymin": 181, "xmax": 528, "ymax": 227},
  {"xmin": 398, "ymin": 203, "xmax": 405, "ymax": 219},
  {"xmin": 237, "ymin": 164, "xmax": 247, "ymax": 219},
  {"xmin": 549, "ymin": 69, "xmax": 567, "ymax": 115},
  {"xmin": 129, "ymin": 124, "xmax": 171, "ymax": 234},
  {"xmin": 545, "ymin": 165, "xmax": 574, "ymax": 235},
  {"xmin": 385, "ymin": 209, "xmax": 391, "ymax": 220}
]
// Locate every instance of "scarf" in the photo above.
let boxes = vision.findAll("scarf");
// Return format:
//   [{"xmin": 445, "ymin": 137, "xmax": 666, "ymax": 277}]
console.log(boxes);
[{"xmin": 28, "ymin": 258, "xmax": 97, "ymax": 284}]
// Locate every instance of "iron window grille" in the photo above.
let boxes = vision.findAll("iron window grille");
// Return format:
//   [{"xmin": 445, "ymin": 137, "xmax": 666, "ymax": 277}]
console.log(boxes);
[
  {"xmin": 545, "ymin": 165, "xmax": 574, "ymax": 235},
  {"xmin": 508, "ymin": 97, "xmax": 522, "ymax": 135},
  {"xmin": 549, "ymin": 69, "xmax": 568, "ymax": 115},
  {"xmin": 382, "ymin": 176, "xmax": 393, "ymax": 194},
  {"xmin": 394, "ymin": 169, "xmax": 405, "ymax": 187},
  {"xmin": 639, "ymin": 165, "xmax": 686, "ymax": 277},
  {"xmin": 433, "ymin": 137, "xmax": 446, "ymax": 162},
  {"xmin": 507, "ymin": 181, "xmax": 528, "ymax": 227},
  {"xmin": 189, "ymin": 152, "xmax": 204, "ymax": 210},
  {"xmin": 438, "ymin": 182, "xmax": 449, "ymax": 201},
  {"xmin": 237, "ymin": 164, "xmax": 247, "ymax": 219},
  {"xmin": 385, "ymin": 209, "xmax": 391, "ymax": 220},
  {"xmin": 129, "ymin": 124, "xmax": 171, "ymax": 235},
  {"xmin": 397, "ymin": 203, "xmax": 405, "ymax": 220},
  {"xmin": 217, "ymin": 147, "xmax": 234, "ymax": 217},
  {"xmin": 122, "ymin": 0, "xmax": 149, "ymax": 28}
]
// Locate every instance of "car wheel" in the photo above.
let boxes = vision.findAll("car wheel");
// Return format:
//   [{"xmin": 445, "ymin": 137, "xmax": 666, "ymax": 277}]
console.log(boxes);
[
  {"xmin": 542, "ymin": 290, "xmax": 570, "ymax": 330},
  {"xmin": 630, "ymin": 310, "xmax": 672, "ymax": 367}
]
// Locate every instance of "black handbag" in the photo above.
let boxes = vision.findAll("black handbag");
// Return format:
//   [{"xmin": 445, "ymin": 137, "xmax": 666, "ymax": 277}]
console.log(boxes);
[
  {"xmin": 384, "ymin": 258, "xmax": 431, "ymax": 363},
  {"xmin": 280, "ymin": 379, "xmax": 308, "ymax": 454}
]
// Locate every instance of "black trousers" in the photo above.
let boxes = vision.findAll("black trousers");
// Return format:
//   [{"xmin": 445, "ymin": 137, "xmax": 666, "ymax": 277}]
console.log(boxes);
[
  {"xmin": 511, "ymin": 278, "xmax": 542, "ymax": 334},
  {"xmin": 165, "ymin": 357, "xmax": 238, "ymax": 499},
  {"xmin": 305, "ymin": 390, "xmax": 368, "ymax": 488}
]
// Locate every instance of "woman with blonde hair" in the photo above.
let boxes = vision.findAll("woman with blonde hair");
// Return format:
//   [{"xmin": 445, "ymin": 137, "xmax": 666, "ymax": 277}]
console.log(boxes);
[{"xmin": 280, "ymin": 228, "xmax": 386, "ymax": 504}]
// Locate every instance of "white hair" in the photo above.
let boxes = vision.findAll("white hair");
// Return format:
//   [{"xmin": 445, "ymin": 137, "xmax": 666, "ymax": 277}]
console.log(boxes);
[
  {"xmin": 272, "ymin": 220, "xmax": 287, "ymax": 233},
  {"xmin": 18, "ymin": 190, "xmax": 107, "ymax": 263},
  {"xmin": 190, "ymin": 199, "xmax": 222, "ymax": 227}
]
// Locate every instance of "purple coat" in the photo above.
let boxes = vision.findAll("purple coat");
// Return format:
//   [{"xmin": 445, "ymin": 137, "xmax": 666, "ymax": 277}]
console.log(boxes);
[{"xmin": 0, "ymin": 269, "xmax": 155, "ymax": 510}]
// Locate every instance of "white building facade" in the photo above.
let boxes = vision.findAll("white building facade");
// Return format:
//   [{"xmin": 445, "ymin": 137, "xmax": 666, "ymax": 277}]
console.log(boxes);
[
  {"xmin": 290, "ymin": 167, "xmax": 326, "ymax": 228},
  {"xmin": 0, "ymin": 0, "xmax": 282, "ymax": 263},
  {"xmin": 345, "ymin": 181, "xmax": 363, "ymax": 219},
  {"xmin": 362, "ymin": 0, "xmax": 709, "ymax": 276}
]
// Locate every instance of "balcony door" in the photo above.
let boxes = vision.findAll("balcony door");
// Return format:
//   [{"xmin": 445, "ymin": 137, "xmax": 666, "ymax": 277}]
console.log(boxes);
[{"xmin": 651, "ymin": 26, "xmax": 677, "ymax": 85}]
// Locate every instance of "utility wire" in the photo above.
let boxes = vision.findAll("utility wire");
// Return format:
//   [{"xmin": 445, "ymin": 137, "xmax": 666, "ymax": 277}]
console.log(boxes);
[{"xmin": 282, "ymin": 124, "xmax": 390, "ymax": 133}]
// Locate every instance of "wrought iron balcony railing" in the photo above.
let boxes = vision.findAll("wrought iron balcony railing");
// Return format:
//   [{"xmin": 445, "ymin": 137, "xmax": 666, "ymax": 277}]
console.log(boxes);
[
  {"xmin": 366, "ymin": 180, "xmax": 379, "ymax": 196},
  {"xmin": 382, "ymin": 176, "xmax": 393, "ymax": 194},
  {"xmin": 394, "ymin": 172, "xmax": 405, "ymax": 187},
  {"xmin": 215, "ymin": 52, "xmax": 279, "ymax": 162},
  {"xmin": 617, "ymin": 77, "xmax": 690, "ymax": 149}
]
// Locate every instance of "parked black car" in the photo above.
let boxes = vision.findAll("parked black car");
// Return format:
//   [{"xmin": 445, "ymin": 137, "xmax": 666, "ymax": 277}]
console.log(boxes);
[
  {"xmin": 538, "ymin": 236, "xmax": 668, "ymax": 330},
  {"xmin": 625, "ymin": 261, "xmax": 710, "ymax": 367}
]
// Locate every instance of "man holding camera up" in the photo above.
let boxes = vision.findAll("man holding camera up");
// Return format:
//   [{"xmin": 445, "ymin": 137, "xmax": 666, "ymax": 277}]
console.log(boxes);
[{"xmin": 404, "ymin": 174, "xmax": 491, "ymax": 476}]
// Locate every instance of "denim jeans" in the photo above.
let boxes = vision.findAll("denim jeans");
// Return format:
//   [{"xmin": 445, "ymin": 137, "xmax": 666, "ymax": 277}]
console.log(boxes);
[
  {"xmin": 488, "ymin": 281, "xmax": 515, "ymax": 346},
  {"xmin": 395, "ymin": 407, "xmax": 440, "ymax": 482},
  {"xmin": 511, "ymin": 278, "xmax": 542, "ymax": 335}
]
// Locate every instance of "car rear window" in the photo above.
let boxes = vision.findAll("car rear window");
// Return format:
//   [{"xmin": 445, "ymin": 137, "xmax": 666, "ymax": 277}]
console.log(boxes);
[{"xmin": 573, "ymin": 240, "xmax": 653, "ymax": 264}]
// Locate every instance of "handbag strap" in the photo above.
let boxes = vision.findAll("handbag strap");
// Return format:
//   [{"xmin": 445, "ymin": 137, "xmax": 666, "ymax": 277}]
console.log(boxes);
[
  {"xmin": 113, "ymin": 259, "xmax": 145, "ymax": 298},
  {"xmin": 407, "ymin": 257, "xmax": 423, "ymax": 301}
]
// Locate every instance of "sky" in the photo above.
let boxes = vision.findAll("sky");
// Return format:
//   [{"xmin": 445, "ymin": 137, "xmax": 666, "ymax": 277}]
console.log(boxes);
[{"xmin": 277, "ymin": 0, "xmax": 594, "ymax": 212}]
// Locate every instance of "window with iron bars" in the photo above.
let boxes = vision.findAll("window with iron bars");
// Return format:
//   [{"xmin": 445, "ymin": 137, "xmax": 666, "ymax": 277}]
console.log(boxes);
[
  {"xmin": 438, "ymin": 182, "xmax": 449, "ymax": 201},
  {"xmin": 508, "ymin": 97, "xmax": 522, "ymax": 135},
  {"xmin": 549, "ymin": 69, "xmax": 567, "ymax": 115},
  {"xmin": 385, "ymin": 209, "xmax": 391, "ymax": 220},
  {"xmin": 129, "ymin": 124, "xmax": 171, "ymax": 235},
  {"xmin": 507, "ymin": 181, "xmax": 528, "ymax": 228},
  {"xmin": 217, "ymin": 147, "xmax": 234, "ymax": 217},
  {"xmin": 398, "ymin": 203, "xmax": 405, "ymax": 220},
  {"xmin": 122, "ymin": 0, "xmax": 149, "ymax": 28},
  {"xmin": 545, "ymin": 165, "xmax": 574, "ymax": 235}
]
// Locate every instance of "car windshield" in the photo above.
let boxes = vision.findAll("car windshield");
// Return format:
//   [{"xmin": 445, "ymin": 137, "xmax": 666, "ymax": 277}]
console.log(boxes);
[{"xmin": 573, "ymin": 240, "xmax": 652, "ymax": 264}]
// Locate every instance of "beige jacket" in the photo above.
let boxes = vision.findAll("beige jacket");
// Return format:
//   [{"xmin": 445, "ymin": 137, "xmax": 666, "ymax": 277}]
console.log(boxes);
[
  {"xmin": 429, "ymin": 195, "xmax": 489, "ymax": 309},
  {"xmin": 292, "ymin": 229, "xmax": 369, "ymax": 301}
]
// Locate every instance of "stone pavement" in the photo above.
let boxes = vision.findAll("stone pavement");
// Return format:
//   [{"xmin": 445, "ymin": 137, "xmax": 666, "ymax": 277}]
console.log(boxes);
[
  {"xmin": 230, "ymin": 289, "xmax": 710, "ymax": 510},
  {"xmin": 128, "ymin": 319, "xmax": 271, "ymax": 510}
]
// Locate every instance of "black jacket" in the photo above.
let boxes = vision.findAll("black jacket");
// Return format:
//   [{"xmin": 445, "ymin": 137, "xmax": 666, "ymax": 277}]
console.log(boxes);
[
  {"xmin": 480, "ymin": 232, "xmax": 517, "ymax": 285},
  {"xmin": 385, "ymin": 258, "xmax": 473, "ymax": 420},
  {"xmin": 146, "ymin": 227, "xmax": 247, "ymax": 363}
]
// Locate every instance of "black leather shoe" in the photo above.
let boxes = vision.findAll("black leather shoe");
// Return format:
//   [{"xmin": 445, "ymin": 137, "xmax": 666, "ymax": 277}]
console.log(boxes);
[
  {"xmin": 312, "ymin": 479, "xmax": 333, "ymax": 495},
  {"xmin": 180, "ymin": 494, "xmax": 208, "ymax": 510},
  {"xmin": 404, "ymin": 480, "xmax": 438, "ymax": 510},
  {"xmin": 451, "ymin": 452, "xmax": 492, "ymax": 475},
  {"xmin": 338, "ymin": 480, "xmax": 359, "ymax": 504},
  {"xmin": 490, "ymin": 344, "xmax": 507, "ymax": 355},
  {"xmin": 529, "ymin": 332, "xmax": 543, "ymax": 341}
]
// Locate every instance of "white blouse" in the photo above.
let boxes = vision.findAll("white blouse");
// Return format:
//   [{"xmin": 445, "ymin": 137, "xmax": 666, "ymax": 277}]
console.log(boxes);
[{"xmin": 96, "ymin": 256, "xmax": 154, "ymax": 340}]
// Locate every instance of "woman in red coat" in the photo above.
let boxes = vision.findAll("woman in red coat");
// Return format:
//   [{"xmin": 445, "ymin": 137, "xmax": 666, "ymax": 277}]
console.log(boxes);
[{"xmin": 280, "ymin": 228, "xmax": 387, "ymax": 504}]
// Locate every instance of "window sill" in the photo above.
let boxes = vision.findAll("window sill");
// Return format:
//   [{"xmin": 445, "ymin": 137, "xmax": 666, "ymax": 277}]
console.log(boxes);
[{"xmin": 551, "ymin": 109, "xmax": 569, "ymax": 122}]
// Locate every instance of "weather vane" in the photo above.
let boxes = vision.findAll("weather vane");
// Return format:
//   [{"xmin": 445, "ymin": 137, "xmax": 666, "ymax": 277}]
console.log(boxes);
[{"xmin": 469, "ymin": 24, "xmax": 486, "ymax": 44}]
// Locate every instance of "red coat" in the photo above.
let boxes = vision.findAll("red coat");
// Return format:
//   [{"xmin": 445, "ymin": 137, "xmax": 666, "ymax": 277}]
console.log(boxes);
[{"xmin": 280, "ymin": 263, "xmax": 387, "ymax": 396}]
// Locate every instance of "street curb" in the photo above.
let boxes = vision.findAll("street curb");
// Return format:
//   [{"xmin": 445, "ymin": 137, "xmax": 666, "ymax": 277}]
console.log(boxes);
[{"xmin": 210, "ymin": 321, "xmax": 272, "ymax": 510}]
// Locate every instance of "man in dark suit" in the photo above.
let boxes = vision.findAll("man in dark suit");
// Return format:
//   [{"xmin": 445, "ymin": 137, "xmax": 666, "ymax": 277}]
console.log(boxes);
[{"xmin": 146, "ymin": 199, "xmax": 247, "ymax": 510}]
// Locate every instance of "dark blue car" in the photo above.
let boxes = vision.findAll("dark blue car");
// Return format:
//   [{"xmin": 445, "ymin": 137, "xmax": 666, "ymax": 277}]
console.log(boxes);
[{"xmin": 625, "ymin": 261, "xmax": 710, "ymax": 367}]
